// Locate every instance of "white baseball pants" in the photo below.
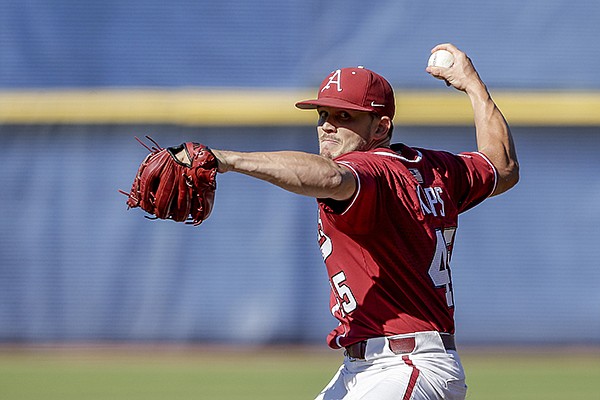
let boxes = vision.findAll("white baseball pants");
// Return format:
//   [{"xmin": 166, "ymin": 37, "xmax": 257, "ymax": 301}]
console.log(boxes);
[{"xmin": 315, "ymin": 332, "xmax": 467, "ymax": 400}]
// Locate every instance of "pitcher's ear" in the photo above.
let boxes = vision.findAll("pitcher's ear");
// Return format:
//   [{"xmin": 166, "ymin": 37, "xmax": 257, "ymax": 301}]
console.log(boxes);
[{"xmin": 374, "ymin": 116, "xmax": 392, "ymax": 139}]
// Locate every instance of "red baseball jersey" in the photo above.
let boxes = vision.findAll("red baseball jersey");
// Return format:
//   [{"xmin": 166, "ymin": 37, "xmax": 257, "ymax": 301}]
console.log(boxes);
[{"xmin": 317, "ymin": 144, "xmax": 497, "ymax": 349}]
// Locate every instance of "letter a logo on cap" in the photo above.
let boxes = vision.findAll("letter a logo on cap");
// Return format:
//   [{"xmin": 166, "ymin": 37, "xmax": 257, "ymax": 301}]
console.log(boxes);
[
  {"xmin": 321, "ymin": 69, "xmax": 342, "ymax": 92},
  {"xmin": 295, "ymin": 66, "xmax": 395, "ymax": 119}
]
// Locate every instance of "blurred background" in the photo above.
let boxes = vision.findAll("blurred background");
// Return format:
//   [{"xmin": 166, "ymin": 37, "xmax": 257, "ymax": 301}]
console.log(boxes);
[{"xmin": 1, "ymin": 0, "xmax": 599, "ymax": 349}]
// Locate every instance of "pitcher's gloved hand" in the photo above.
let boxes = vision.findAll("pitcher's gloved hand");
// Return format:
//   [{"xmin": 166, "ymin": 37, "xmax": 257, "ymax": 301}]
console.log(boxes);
[{"xmin": 120, "ymin": 136, "xmax": 217, "ymax": 225}]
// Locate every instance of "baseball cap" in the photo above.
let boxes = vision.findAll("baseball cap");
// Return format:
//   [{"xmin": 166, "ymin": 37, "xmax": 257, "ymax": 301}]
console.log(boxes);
[{"xmin": 295, "ymin": 67, "xmax": 395, "ymax": 119}]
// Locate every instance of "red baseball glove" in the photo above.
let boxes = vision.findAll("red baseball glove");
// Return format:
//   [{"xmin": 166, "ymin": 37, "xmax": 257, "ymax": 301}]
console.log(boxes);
[{"xmin": 120, "ymin": 136, "xmax": 217, "ymax": 225}]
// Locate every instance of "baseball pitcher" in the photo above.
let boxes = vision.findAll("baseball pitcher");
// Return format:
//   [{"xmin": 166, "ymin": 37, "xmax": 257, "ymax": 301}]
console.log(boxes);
[{"xmin": 122, "ymin": 43, "xmax": 519, "ymax": 399}]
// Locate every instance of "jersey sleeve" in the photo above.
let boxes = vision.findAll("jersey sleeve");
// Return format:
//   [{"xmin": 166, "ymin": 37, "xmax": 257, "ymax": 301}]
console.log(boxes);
[
  {"xmin": 317, "ymin": 152, "xmax": 381, "ymax": 233},
  {"xmin": 453, "ymin": 151, "xmax": 497, "ymax": 213}
]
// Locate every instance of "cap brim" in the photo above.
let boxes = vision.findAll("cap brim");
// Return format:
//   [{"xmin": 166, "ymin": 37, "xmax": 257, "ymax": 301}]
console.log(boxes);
[{"xmin": 295, "ymin": 98, "xmax": 373, "ymax": 113}]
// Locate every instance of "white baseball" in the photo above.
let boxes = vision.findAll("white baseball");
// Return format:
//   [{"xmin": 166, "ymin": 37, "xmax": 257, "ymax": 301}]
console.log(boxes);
[{"xmin": 428, "ymin": 50, "xmax": 454, "ymax": 68}]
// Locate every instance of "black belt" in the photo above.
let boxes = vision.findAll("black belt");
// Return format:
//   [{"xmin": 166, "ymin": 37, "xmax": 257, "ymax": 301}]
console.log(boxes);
[{"xmin": 345, "ymin": 334, "xmax": 456, "ymax": 360}]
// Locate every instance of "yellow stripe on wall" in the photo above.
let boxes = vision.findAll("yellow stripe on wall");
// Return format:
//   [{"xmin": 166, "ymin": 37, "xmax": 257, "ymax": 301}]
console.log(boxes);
[{"xmin": 1, "ymin": 89, "xmax": 599, "ymax": 126}]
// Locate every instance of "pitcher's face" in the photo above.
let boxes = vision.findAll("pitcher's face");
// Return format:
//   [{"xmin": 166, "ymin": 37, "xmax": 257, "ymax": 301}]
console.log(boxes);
[{"xmin": 317, "ymin": 107, "xmax": 380, "ymax": 159}]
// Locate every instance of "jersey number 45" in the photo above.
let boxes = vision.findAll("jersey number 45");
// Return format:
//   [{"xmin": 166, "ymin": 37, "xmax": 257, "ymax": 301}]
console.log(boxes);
[{"xmin": 428, "ymin": 228, "xmax": 457, "ymax": 308}]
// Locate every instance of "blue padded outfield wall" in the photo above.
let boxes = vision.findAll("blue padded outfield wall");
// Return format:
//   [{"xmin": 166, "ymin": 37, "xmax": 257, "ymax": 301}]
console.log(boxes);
[
  {"xmin": 1, "ymin": 125, "xmax": 599, "ymax": 345},
  {"xmin": 1, "ymin": 0, "xmax": 599, "ymax": 345},
  {"xmin": 2, "ymin": 0, "xmax": 600, "ymax": 89}
]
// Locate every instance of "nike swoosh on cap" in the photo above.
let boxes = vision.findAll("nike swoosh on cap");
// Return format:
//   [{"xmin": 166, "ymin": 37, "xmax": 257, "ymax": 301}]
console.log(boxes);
[{"xmin": 370, "ymin": 101, "xmax": 385, "ymax": 107}]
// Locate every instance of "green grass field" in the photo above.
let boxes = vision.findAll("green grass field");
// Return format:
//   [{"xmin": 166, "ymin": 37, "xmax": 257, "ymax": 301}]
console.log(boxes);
[{"xmin": 1, "ymin": 345, "xmax": 598, "ymax": 399}]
